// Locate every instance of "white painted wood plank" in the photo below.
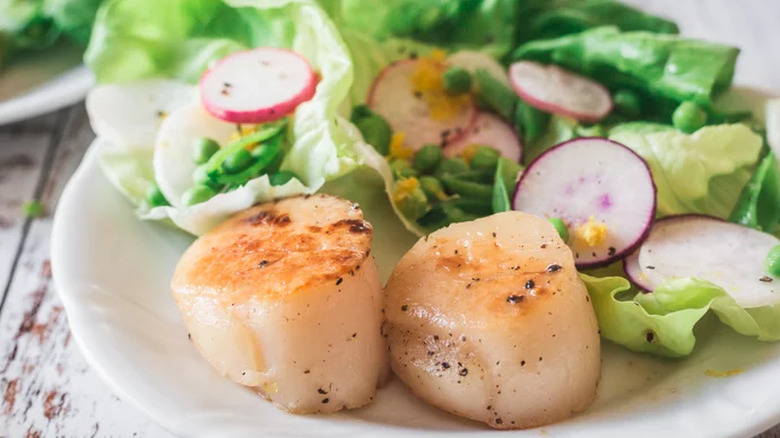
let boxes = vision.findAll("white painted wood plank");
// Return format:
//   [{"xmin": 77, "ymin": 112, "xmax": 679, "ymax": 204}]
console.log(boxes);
[
  {"xmin": 0, "ymin": 105, "xmax": 173, "ymax": 438},
  {"xmin": 0, "ymin": 112, "xmax": 59, "ymax": 300}
]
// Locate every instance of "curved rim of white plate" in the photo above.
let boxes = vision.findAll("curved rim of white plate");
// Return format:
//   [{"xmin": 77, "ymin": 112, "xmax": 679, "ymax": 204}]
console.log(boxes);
[
  {"xmin": 51, "ymin": 144, "xmax": 184, "ymax": 437},
  {"xmin": 0, "ymin": 65, "xmax": 94, "ymax": 126},
  {"xmin": 53, "ymin": 142, "xmax": 780, "ymax": 438}
]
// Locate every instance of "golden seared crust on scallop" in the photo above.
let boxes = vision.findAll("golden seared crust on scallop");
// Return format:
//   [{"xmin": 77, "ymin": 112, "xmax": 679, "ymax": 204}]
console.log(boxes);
[
  {"xmin": 171, "ymin": 194, "xmax": 387, "ymax": 414},
  {"xmin": 384, "ymin": 212, "xmax": 600, "ymax": 429},
  {"xmin": 172, "ymin": 194, "xmax": 373, "ymax": 305}
]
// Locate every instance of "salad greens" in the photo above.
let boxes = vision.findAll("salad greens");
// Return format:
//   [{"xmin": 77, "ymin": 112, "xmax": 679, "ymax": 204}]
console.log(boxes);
[
  {"xmin": 325, "ymin": 0, "xmax": 679, "ymax": 60},
  {"xmin": 89, "ymin": 0, "xmax": 372, "ymax": 235},
  {"xmin": 609, "ymin": 124, "xmax": 762, "ymax": 218},
  {"xmin": 513, "ymin": 26, "xmax": 739, "ymax": 116},
  {"xmin": 82, "ymin": 0, "xmax": 780, "ymax": 358},
  {"xmin": 730, "ymin": 153, "xmax": 780, "ymax": 233},
  {"xmin": 0, "ymin": 0, "xmax": 104, "ymax": 68},
  {"xmin": 584, "ymin": 274, "xmax": 780, "ymax": 358},
  {"xmin": 514, "ymin": 0, "xmax": 679, "ymax": 43}
]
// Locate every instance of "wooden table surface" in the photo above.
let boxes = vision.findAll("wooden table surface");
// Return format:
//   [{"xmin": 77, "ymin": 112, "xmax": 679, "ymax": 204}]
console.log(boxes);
[{"xmin": 2, "ymin": 1, "xmax": 780, "ymax": 437}]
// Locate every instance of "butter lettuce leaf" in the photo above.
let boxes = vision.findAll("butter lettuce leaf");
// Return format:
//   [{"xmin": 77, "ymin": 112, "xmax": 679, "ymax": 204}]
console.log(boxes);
[
  {"xmin": 609, "ymin": 124, "xmax": 762, "ymax": 217},
  {"xmin": 87, "ymin": 0, "xmax": 372, "ymax": 235},
  {"xmin": 583, "ymin": 274, "xmax": 780, "ymax": 358}
]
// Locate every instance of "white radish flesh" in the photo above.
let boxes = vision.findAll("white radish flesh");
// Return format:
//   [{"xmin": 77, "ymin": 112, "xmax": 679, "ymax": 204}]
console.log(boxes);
[
  {"xmin": 513, "ymin": 138, "xmax": 656, "ymax": 268},
  {"xmin": 623, "ymin": 250, "xmax": 653, "ymax": 292},
  {"xmin": 200, "ymin": 48, "xmax": 316, "ymax": 124},
  {"xmin": 368, "ymin": 60, "xmax": 476, "ymax": 151},
  {"xmin": 444, "ymin": 112, "xmax": 523, "ymax": 162},
  {"xmin": 509, "ymin": 61, "xmax": 612, "ymax": 123},
  {"xmin": 637, "ymin": 216, "xmax": 780, "ymax": 308},
  {"xmin": 86, "ymin": 80, "xmax": 196, "ymax": 150},
  {"xmin": 154, "ymin": 104, "xmax": 237, "ymax": 209},
  {"xmin": 447, "ymin": 50, "xmax": 511, "ymax": 88}
]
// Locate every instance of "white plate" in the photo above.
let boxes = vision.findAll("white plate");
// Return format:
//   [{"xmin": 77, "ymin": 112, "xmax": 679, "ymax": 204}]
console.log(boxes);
[
  {"xmin": 53, "ymin": 133, "xmax": 780, "ymax": 438},
  {"xmin": 0, "ymin": 44, "xmax": 94, "ymax": 125}
]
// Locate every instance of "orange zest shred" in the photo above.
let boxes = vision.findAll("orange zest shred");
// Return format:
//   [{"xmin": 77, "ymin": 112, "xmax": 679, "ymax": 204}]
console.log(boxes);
[
  {"xmin": 388, "ymin": 132, "xmax": 414, "ymax": 160},
  {"xmin": 393, "ymin": 177, "xmax": 421, "ymax": 204},
  {"xmin": 576, "ymin": 216, "xmax": 608, "ymax": 247},
  {"xmin": 705, "ymin": 369, "xmax": 744, "ymax": 378},
  {"xmin": 409, "ymin": 50, "xmax": 472, "ymax": 121},
  {"xmin": 460, "ymin": 144, "xmax": 481, "ymax": 164}
]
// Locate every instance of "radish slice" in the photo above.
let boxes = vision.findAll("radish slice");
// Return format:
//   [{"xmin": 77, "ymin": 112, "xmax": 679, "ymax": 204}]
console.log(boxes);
[
  {"xmin": 623, "ymin": 250, "xmax": 653, "ymax": 292},
  {"xmin": 368, "ymin": 60, "xmax": 476, "ymax": 150},
  {"xmin": 154, "ymin": 104, "xmax": 238, "ymax": 209},
  {"xmin": 636, "ymin": 215, "xmax": 780, "ymax": 308},
  {"xmin": 200, "ymin": 48, "xmax": 317, "ymax": 124},
  {"xmin": 512, "ymin": 138, "xmax": 656, "ymax": 268},
  {"xmin": 509, "ymin": 61, "xmax": 612, "ymax": 123},
  {"xmin": 87, "ymin": 80, "xmax": 196, "ymax": 150},
  {"xmin": 447, "ymin": 50, "xmax": 510, "ymax": 88},
  {"xmin": 444, "ymin": 112, "xmax": 523, "ymax": 162}
]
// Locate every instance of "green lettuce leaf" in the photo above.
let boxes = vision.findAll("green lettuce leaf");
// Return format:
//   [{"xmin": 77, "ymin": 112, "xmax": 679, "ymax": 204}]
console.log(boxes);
[
  {"xmin": 583, "ymin": 274, "xmax": 780, "ymax": 358},
  {"xmin": 87, "ymin": 0, "xmax": 373, "ymax": 235},
  {"xmin": 43, "ymin": 0, "xmax": 104, "ymax": 45},
  {"xmin": 326, "ymin": 0, "xmax": 677, "ymax": 61},
  {"xmin": 513, "ymin": 26, "xmax": 739, "ymax": 113},
  {"xmin": 0, "ymin": 0, "xmax": 59, "ymax": 59},
  {"xmin": 730, "ymin": 153, "xmax": 780, "ymax": 233},
  {"xmin": 515, "ymin": 0, "xmax": 678, "ymax": 44},
  {"xmin": 85, "ymin": 0, "xmax": 297, "ymax": 83},
  {"xmin": 609, "ymin": 123, "xmax": 762, "ymax": 217}
]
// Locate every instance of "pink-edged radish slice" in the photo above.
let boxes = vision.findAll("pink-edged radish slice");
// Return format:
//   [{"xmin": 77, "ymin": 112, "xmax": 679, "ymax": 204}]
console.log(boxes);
[
  {"xmin": 368, "ymin": 60, "xmax": 476, "ymax": 151},
  {"xmin": 444, "ymin": 112, "xmax": 523, "ymax": 162},
  {"xmin": 513, "ymin": 137, "xmax": 656, "ymax": 268},
  {"xmin": 200, "ymin": 48, "xmax": 317, "ymax": 124},
  {"xmin": 509, "ymin": 61, "xmax": 612, "ymax": 123},
  {"xmin": 636, "ymin": 215, "xmax": 780, "ymax": 308},
  {"xmin": 623, "ymin": 250, "xmax": 653, "ymax": 292},
  {"xmin": 447, "ymin": 50, "xmax": 510, "ymax": 88}
]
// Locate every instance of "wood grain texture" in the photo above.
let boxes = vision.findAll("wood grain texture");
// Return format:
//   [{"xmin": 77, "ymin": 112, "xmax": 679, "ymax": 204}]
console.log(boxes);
[
  {"xmin": 0, "ymin": 1, "xmax": 779, "ymax": 437},
  {"xmin": 0, "ymin": 106, "xmax": 171, "ymax": 437}
]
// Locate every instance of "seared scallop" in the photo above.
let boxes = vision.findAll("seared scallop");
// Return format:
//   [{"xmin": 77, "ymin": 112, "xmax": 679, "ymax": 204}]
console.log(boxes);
[
  {"xmin": 383, "ymin": 211, "xmax": 600, "ymax": 429},
  {"xmin": 171, "ymin": 194, "xmax": 388, "ymax": 413}
]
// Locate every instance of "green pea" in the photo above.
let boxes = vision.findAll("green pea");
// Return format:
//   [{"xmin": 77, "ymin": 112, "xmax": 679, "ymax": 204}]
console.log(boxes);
[
  {"xmin": 548, "ymin": 217, "xmax": 569, "ymax": 243},
  {"xmin": 469, "ymin": 146, "xmax": 500, "ymax": 174},
  {"xmin": 419, "ymin": 176, "xmax": 447, "ymax": 200},
  {"xmin": 390, "ymin": 159, "xmax": 419, "ymax": 179},
  {"xmin": 443, "ymin": 67, "xmax": 472, "ymax": 95},
  {"xmin": 222, "ymin": 147, "xmax": 254, "ymax": 174},
  {"xmin": 191, "ymin": 137, "xmax": 220, "ymax": 165},
  {"xmin": 145, "ymin": 184, "xmax": 169, "ymax": 207},
  {"xmin": 435, "ymin": 157, "xmax": 469, "ymax": 178},
  {"xmin": 441, "ymin": 174, "xmax": 493, "ymax": 199},
  {"xmin": 613, "ymin": 89, "xmax": 642, "ymax": 118},
  {"xmin": 192, "ymin": 164, "xmax": 223, "ymax": 190},
  {"xmin": 766, "ymin": 244, "xmax": 780, "ymax": 277},
  {"xmin": 514, "ymin": 100, "xmax": 550, "ymax": 144},
  {"xmin": 413, "ymin": 145, "xmax": 443, "ymax": 174},
  {"xmin": 672, "ymin": 101, "xmax": 707, "ymax": 133},
  {"xmin": 474, "ymin": 69, "xmax": 517, "ymax": 120},
  {"xmin": 350, "ymin": 104, "xmax": 374, "ymax": 122},
  {"xmin": 182, "ymin": 184, "xmax": 217, "ymax": 207},
  {"xmin": 270, "ymin": 171, "xmax": 298, "ymax": 186},
  {"xmin": 355, "ymin": 115, "xmax": 393, "ymax": 155}
]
